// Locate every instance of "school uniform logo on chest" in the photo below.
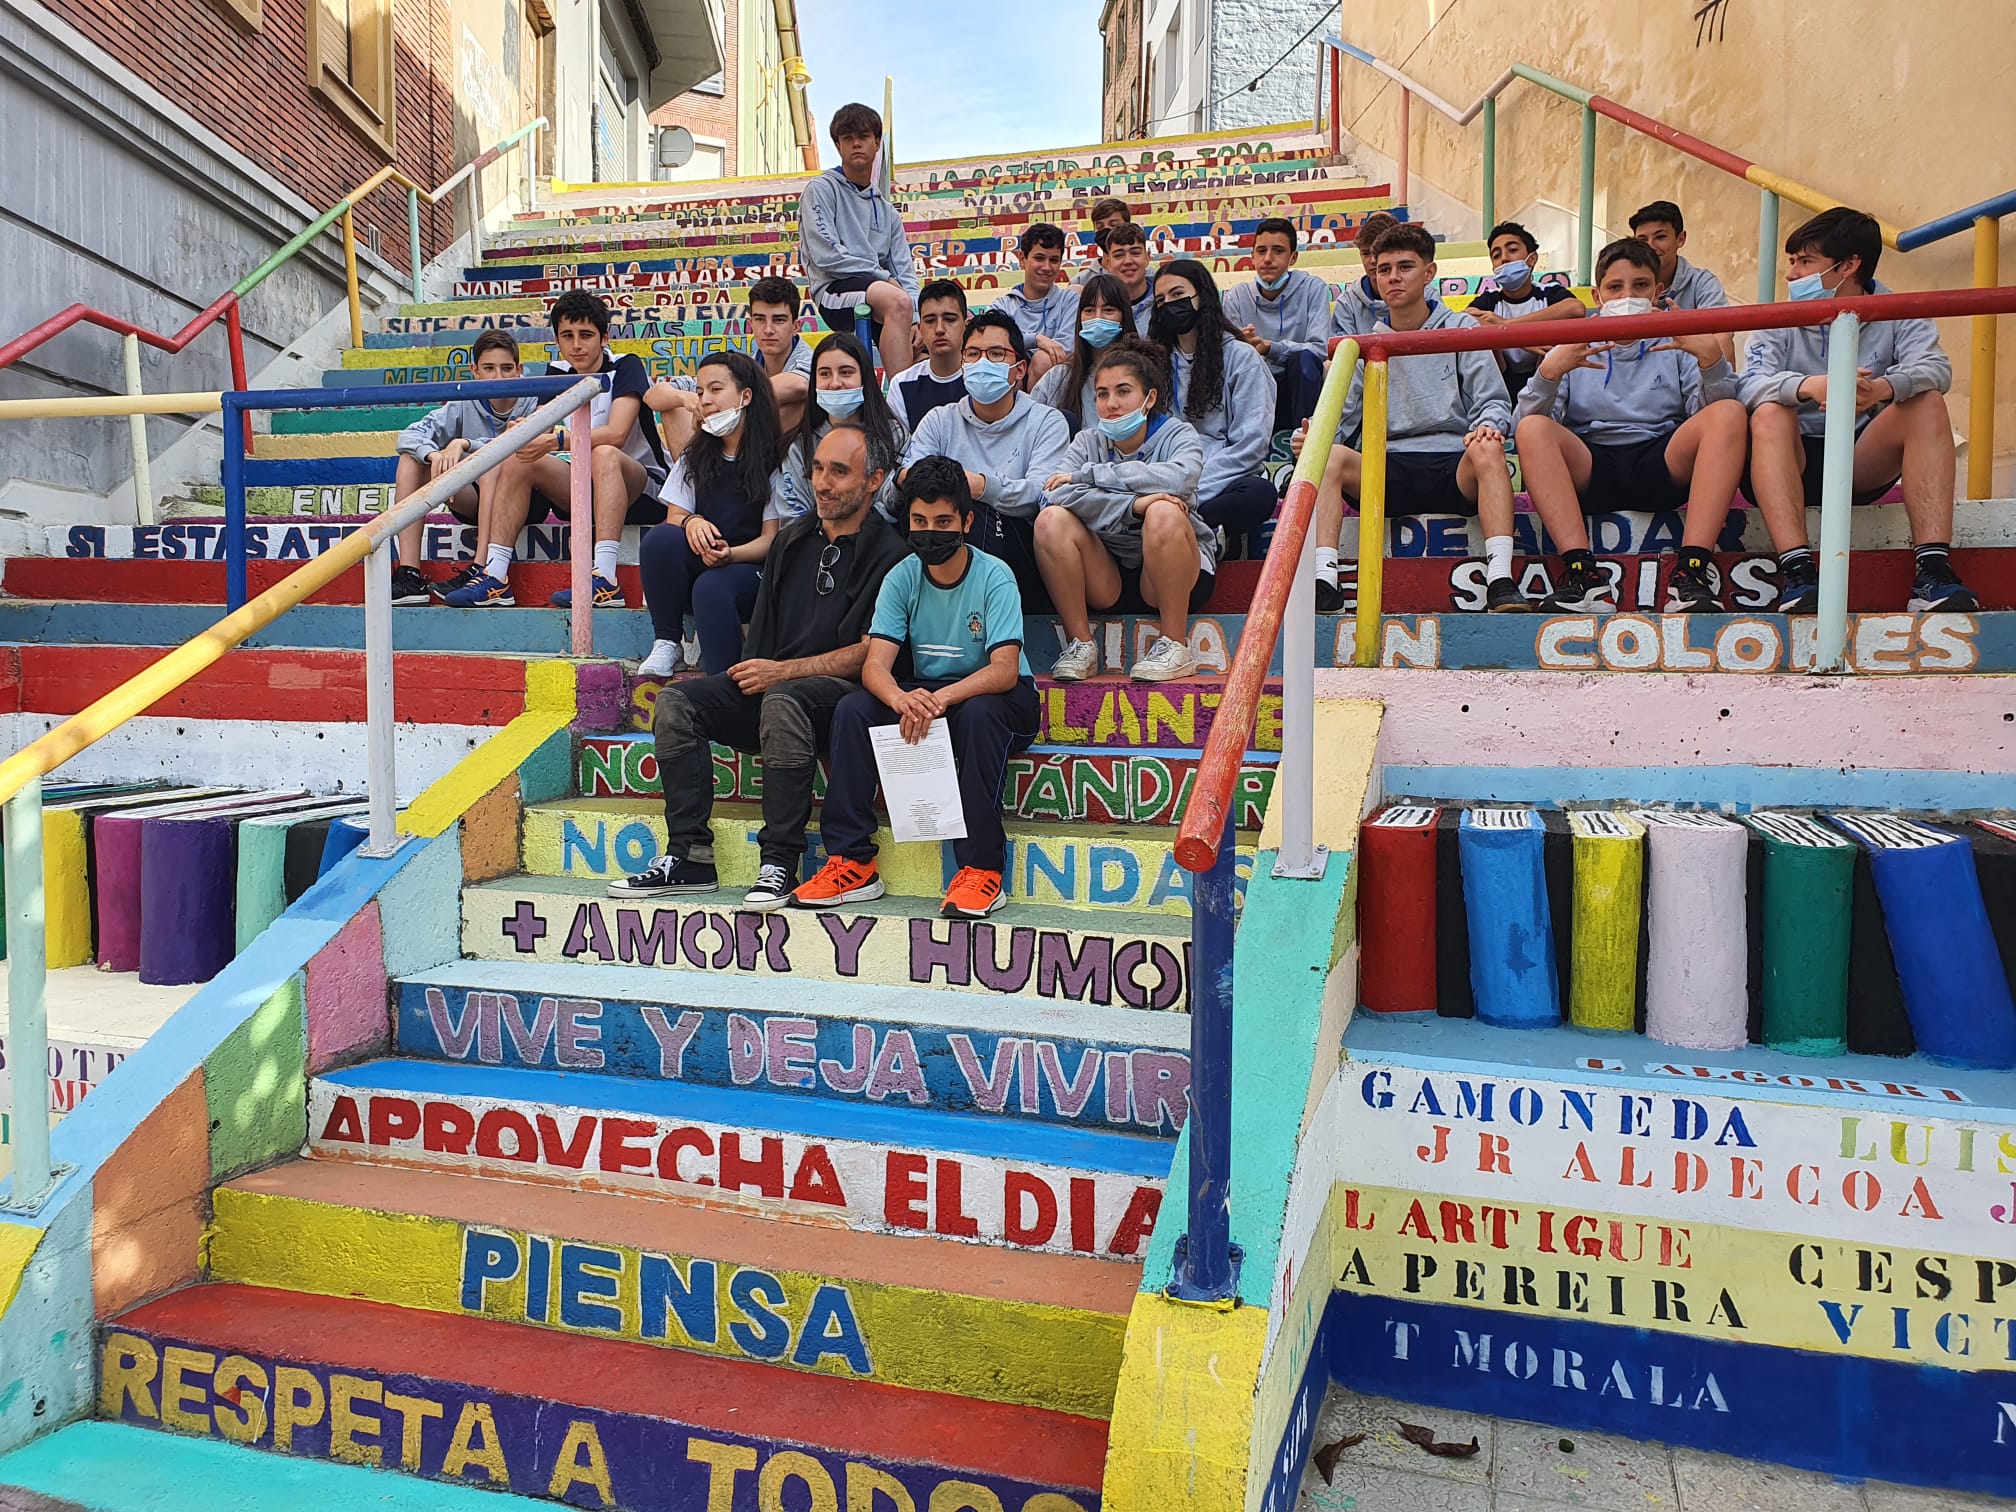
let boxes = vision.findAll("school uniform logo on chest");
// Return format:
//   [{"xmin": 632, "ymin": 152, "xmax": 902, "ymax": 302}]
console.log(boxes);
[{"xmin": 967, "ymin": 611, "xmax": 986, "ymax": 642}]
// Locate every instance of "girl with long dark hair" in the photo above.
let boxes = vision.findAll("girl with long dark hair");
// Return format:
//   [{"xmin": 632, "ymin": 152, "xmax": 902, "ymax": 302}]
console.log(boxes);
[
  {"xmin": 782, "ymin": 332, "xmax": 909, "ymax": 518},
  {"xmin": 638, "ymin": 350, "xmax": 790, "ymax": 677},
  {"xmin": 1147, "ymin": 258, "xmax": 1278, "ymax": 558},
  {"xmin": 1031, "ymin": 273, "xmax": 1136, "ymax": 434}
]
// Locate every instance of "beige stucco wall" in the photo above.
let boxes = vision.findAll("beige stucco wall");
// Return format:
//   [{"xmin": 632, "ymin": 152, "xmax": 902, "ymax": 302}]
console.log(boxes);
[{"xmin": 1335, "ymin": 1, "xmax": 2016, "ymax": 493}]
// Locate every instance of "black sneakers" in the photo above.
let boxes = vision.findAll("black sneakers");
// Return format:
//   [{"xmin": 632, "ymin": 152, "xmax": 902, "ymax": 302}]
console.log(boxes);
[
  {"xmin": 1776, "ymin": 556, "xmax": 1820, "ymax": 614},
  {"xmin": 1663, "ymin": 555, "xmax": 1724, "ymax": 613},
  {"xmin": 607, "ymin": 853, "xmax": 718, "ymax": 898},
  {"xmin": 390, "ymin": 565, "xmax": 433, "ymax": 606},
  {"xmin": 1542, "ymin": 560, "xmax": 1618, "ymax": 613},
  {"xmin": 1484, "ymin": 577, "xmax": 1531, "ymax": 613},
  {"xmin": 1314, "ymin": 577, "xmax": 1348, "ymax": 614}
]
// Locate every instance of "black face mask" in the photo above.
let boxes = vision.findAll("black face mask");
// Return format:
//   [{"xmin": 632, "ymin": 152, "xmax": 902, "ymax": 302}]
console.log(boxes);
[
  {"xmin": 1156, "ymin": 298, "xmax": 1200, "ymax": 337},
  {"xmin": 910, "ymin": 529, "xmax": 964, "ymax": 566}
]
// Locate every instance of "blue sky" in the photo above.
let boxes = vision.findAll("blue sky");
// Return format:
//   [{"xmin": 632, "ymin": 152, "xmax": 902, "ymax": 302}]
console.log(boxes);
[{"xmin": 796, "ymin": 0, "xmax": 1106, "ymax": 166}]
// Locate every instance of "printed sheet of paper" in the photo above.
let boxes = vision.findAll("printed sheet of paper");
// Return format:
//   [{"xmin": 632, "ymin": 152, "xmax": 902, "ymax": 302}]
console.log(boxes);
[{"xmin": 870, "ymin": 718, "xmax": 967, "ymax": 843}]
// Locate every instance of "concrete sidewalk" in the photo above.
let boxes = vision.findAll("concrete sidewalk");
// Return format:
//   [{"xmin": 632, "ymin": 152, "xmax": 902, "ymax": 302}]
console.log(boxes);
[{"xmin": 1296, "ymin": 1389, "xmax": 2015, "ymax": 1511}]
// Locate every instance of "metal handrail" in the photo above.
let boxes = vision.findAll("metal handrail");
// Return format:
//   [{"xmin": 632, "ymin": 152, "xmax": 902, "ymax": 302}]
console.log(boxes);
[
  {"xmin": 0, "ymin": 376, "xmax": 601, "ymax": 1213},
  {"xmin": 1315, "ymin": 35, "xmax": 2010, "ymax": 498}
]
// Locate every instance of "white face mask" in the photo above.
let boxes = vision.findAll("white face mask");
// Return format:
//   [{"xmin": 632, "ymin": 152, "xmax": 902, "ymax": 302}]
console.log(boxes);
[
  {"xmin": 700, "ymin": 403, "xmax": 744, "ymax": 438},
  {"xmin": 1598, "ymin": 297, "xmax": 1657, "ymax": 318}
]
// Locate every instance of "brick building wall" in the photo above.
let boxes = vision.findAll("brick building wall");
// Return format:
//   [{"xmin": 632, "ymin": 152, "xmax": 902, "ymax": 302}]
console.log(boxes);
[
  {"xmin": 39, "ymin": 0, "xmax": 461, "ymax": 274},
  {"xmin": 651, "ymin": 0, "xmax": 738, "ymax": 175},
  {"xmin": 1100, "ymin": 0, "xmax": 1145, "ymax": 141}
]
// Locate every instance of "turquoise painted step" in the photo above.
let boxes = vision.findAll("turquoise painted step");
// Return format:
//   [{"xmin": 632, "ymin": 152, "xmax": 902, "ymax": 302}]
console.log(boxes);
[
  {"xmin": 0, "ymin": 1421, "xmax": 553, "ymax": 1510},
  {"xmin": 307, "ymin": 1058, "xmax": 1172, "ymax": 1258},
  {"xmin": 272, "ymin": 403, "xmax": 431, "ymax": 434},
  {"xmin": 394, "ymin": 957, "xmax": 1190, "ymax": 1132}
]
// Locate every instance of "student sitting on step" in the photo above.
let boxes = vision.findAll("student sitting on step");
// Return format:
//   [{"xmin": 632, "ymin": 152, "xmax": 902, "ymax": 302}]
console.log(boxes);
[
  {"xmin": 1223, "ymin": 217, "xmax": 1333, "ymax": 435},
  {"xmin": 611, "ymin": 422, "xmax": 910, "ymax": 912},
  {"xmin": 446, "ymin": 290, "xmax": 667, "ymax": 609},
  {"xmin": 991, "ymin": 223, "xmax": 1080, "ymax": 389},
  {"xmin": 1740, "ymin": 206, "xmax": 1977, "ymax": 613},
  {"xmin": 781, "ymin": 332, "xmax": 908, "ymax": 522},
  {"xmin": 791, "ymin": 456, "xmax": 1041, "ymax": 921},
  {"xmin": 1514, "ymin": 237, "xmax": 1748, "ymax": 614},
  {"xmin": 1631, "ymin": 200, "xmax": 1734, "ymax": 363},
  {"xmin": 392, "ymin": 329, "xmax": 538, "ymax": 606},
  {"xmin": 1030, "ymin": 273, "xmax": 1138, "ymax": 435},
  {"xmin": 1037, "ymin": 340, "xmax": 1216, "ymax": 685},
  {"xmin": 1331, "ymin": 211, "xmax": 1400, "ymax": 339},
  {"xmin": 635, "ymin": 351, "xmax": 790, "ymax": 677},
  {"xmin": 1148, "ymin": 259, "xmax": 1278, "ymax": 560},
  {"xmin": 1097, "ymin": 221, "xmax": 1157, "ymax": 330},
  {"xmin": 1075, "ymin": 197, "xmax": 1132, "ymax": 284},
  {"xmin": 899, "ymin": 311, "xmax": 1070, "ymax": 607},
  {"xmin": 886, "ymin": 280, "xmax": 969, "ymax": 430},
  {"xmin": 799, "ymin": 102, "xmax": 917, "ymax": 375},
  {"xmin": 731, "ymin": 275, "xmax": 813, "ymax": 433},
  {"xmin": 1291, "ymin": 223, "xmax": 1516, "ymax": 613},
  {"xmin": 1467, "ymin": 221, "xmax": 1585, "ymax": 402}
]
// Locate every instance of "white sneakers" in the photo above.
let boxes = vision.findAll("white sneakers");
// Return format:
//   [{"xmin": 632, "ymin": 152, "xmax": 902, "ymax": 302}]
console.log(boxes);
[
  {"xmin": 1049, "ymin": 638, "xmax": 1098, "ymax": 682},
  {"xmin": 1129, "ymin": 636, "xmax": 1199, "ymax": 682},
  {"xmin": 638, "ymin": 639, "xmax": 684, "ymax": 677}
]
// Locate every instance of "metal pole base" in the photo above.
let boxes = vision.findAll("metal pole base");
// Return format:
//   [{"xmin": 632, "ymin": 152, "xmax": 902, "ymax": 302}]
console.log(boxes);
[
  {"xmin": 357, "ymin": 833, "xmax": 414, "ymax": 861},
  {"xmin": 1273, "ymin": 844, "xmax": 1332, "ymax": 881},
  {"xmin": 1166, "ymin": 1237, "xmax": 1245, "ymax": 1308},
  {"xmin": 1, "ymin": 1162, "xmax": 74, "ymax": 1216}
]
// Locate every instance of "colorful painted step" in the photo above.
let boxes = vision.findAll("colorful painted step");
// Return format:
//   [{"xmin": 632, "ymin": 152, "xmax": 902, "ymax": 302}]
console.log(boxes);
[
  {"xmin": 395, "ymin": 958, "xmax": 1191, "ymax": 1133},
  {"xmin": 0, "ymin": 1420, "xmax": 556, "ymax": 1511},
  {"xmin": 524, "ymin": 798, "xmax": 1247, "ymax": 917},
  {"xmin": 307, "ymin": 1057, "xmax": 1169, "ymax": 1260},
  {"xmin": 207, "ymin": 1158, "xmax": 1138, "ymax": 1417},
  {"xmin": 234, "ymin": 800, "xmax": 370, "ymax": 950},
  {"xmin": 576, "ymin": 735, "xmax": 1279, "ymax": 831},
  {"xmin": 102, "ymin": 1284, "xmax": 1109, "ymax": 1509},
  {"xmin": 460, "ymin": 876, "xmax": 1195, "ymax": 1014}
]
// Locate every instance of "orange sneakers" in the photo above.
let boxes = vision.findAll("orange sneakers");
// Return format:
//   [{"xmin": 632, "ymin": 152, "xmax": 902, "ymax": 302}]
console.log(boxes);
[
  {"xmin": 789, "ymin": 856, "xmax": 885, "ymax": 908},
  {"xmin": 942, "ymin": 867, "xmax": 1005, "ymax": 919}
]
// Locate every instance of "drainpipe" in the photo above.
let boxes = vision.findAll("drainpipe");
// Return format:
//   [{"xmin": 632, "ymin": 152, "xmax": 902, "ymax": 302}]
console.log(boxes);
[{"xmin": 774, "ymin": 0, "xmax": 819, "ymax": 171}]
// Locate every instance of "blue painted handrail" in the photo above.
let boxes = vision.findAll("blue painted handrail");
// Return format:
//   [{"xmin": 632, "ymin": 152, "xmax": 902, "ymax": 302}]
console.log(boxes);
[{"xmin": 1899, "ymin": 189, "xmax": 2016, "ymax": 252}]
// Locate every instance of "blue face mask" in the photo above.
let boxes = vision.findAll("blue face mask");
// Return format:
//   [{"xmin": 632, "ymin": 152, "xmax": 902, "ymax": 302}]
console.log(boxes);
[
  {"xmin": 1787, "ymin": 265, "xmax": 1841, "ymax": 302},
  {"xmin": 1256, "ymin": 271, "xmax": 1290, "ymax": 293},
  {"xmin": 1095, "ymin": 406, "xmax": 1148, "ymax": 441},
  {"xmin": 821, "ymin": 384, "xmax": 865, "ymax": 417},
  {"xmin": 963, "ymin": 358, "xmax": 1016, "ymax": 404},
  {"xmin": 1081, "ymin": 318, "xmax": 1123, "ymax": 349},
  {"xmin": 1494, "ymin": 260, "xmax": 1531, "ymax": 289}
]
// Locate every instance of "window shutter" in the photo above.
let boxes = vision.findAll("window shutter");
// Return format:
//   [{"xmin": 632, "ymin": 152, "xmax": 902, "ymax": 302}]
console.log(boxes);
[{"xmin": 315, "ymin": 0, "xmax": 352, "ymax": 84}]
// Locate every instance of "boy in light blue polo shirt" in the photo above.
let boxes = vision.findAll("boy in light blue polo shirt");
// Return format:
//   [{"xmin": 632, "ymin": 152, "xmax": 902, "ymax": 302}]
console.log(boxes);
[{"xmin": 793, "ymin": 456, "xmax": 1039, "ymax": 920}]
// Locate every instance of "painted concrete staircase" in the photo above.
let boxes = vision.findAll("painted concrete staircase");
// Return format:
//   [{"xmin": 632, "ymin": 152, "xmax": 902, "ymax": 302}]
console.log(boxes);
[{"xmin": 64, "ymin": 722, "xmax": 1264, "ymax": 1507}]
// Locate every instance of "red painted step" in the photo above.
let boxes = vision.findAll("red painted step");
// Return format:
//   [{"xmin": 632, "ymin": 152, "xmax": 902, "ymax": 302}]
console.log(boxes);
[{"xmin": 107, "ymin": 1283, "xmax": 1109, "ymax": 1499}]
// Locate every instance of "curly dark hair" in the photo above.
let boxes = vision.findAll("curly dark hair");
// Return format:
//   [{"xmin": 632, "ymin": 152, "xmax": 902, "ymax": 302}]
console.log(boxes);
[
  {"xmin": 1056, "ymin": 273, "xmax": 1140, "ymax": 425},
  {"xmin": 681, "ymin": 350, "xmax": 783, "ymax": 523},
  {"xmin": 1148, "ymin": 258, "xmax": 1241, "ymax": 426},
  {"xmin": 794, "ymin": 332, "xmax": 903, "ymax": 481},
  {"xmin": 1091, "ymin": 338, "xmax": 1171, "ymax": 418}
]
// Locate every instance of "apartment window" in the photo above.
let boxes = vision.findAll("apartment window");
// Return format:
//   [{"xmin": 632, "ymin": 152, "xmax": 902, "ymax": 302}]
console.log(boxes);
[
  {"xmin": 212, "ymin": 0, "xmax": 262, "ymax": 28},
  {"xmin": 308, "ymin": 0, "xmax": 397, "ymax": 155}
]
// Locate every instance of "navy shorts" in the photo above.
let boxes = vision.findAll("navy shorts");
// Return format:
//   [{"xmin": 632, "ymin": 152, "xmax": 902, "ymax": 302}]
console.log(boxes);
[{"xmin": 1379, "ymin": 451, "xmax": 1475, "ymax": 517}]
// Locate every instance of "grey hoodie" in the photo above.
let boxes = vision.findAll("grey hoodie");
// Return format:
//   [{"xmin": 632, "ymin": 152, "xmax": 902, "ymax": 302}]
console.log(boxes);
[
  {"xmin": 798, "ymin": 169, "xmax": 919, "ymax": 302},
  {"xmin": 396, "ymin": 396, "xmax": 539, "ymax": 461},
  {"xmin": 1515, "ymin": 323, "xmax": 1738, "ymax": 443},
  {"xmin": 1170, "ymin": 333, "xmax": 1277, "ymax": 498},
  {"xmin": 1336, "ymin": 303, "xmax": 1512, "ymax": 453},
  {"xmin": 902, "ymin": 392, "xmax": 1071, "ymax": 518},
  {"xmin": 992, "ymin": 284, "xmax": 1082, "ymax": 346},
  {"xmin": 1048, "ymin": 414, "xmax": 1214, "ymax": 572},
  {"xmin": 1222, "ymin": 268, "xmax": 1333, "ymax": 370},
  {"xmin": 1738, "ymin": 279, "xmax": 1951, "ymax": 437}
]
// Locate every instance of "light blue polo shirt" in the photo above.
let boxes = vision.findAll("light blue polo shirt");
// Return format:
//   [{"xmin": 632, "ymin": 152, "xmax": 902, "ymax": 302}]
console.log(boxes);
[{"xmin": 870, "ymin": 548, "xmax": 1031, "ymax": 682}]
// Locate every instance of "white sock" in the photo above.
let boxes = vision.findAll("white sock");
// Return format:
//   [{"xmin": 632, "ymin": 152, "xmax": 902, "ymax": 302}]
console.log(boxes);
[
  {"xmin": 1314, "ymin": 546, "xmax": 1340, "ymax": 588},
  {"xmin": 485, "ymin": 545, "xmax": 513, "ymax": 580},
  {"xmin": 593, "ymin": 541, "xmax": 620, "ymax": 581},
  {"xmin": 1485, "ymin": 535, "xmax": 1514, "ymax": 583}
]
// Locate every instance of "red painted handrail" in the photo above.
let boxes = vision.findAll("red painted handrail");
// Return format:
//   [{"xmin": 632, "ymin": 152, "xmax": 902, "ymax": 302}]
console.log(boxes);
[
  {"xmin": 0, "ymin": 293, "xmax": 239, "ymax": 371},
  {"xmin": 1173, "ymin": 283, "xmax": 2016, "ymax": 872}
]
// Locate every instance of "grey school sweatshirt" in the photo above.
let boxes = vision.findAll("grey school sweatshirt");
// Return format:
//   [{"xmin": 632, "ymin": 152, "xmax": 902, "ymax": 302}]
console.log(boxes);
[
  {"xmin": 1048, "ymin": 413, "xmax": 1214, "ymax": 571},
  {"xmin": 1737, "ymin": 279, "xmax": 1951, "ymax": 437},
  {"xmin": 1170, "ymin": 333, "xmax": 1277, "ymax": 499},
  {"xmin": 798, "ymin": 168, "xmax": 919, "ymax": 302},
  {"xmin": 1336, "ymin": 302, "xmax": 1512, "ymax": 452},
  {"xmin": 396, "ymin": 396, "xmax": 540, "ymax": 461},
  {"xmin": 902, "ymin": 392, "xmax": 1071, "ymax": 518},
  {"xmin": 1515, "ymin": 328, "xmax": 1738, "ymax": 443},
  {"xmin": 1222, "ymin": 269, "xmax": 1333, "ymax": 370}
]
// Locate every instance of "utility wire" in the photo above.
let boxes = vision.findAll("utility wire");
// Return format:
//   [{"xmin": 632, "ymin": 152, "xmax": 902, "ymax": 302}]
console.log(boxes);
[{"xmin": 1133, "ymin": 5, "xmax": 1337, "ymax": 135}]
